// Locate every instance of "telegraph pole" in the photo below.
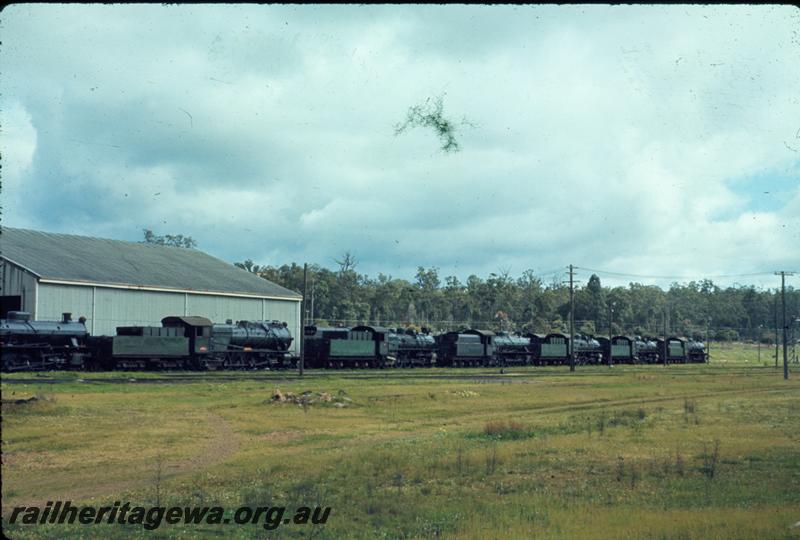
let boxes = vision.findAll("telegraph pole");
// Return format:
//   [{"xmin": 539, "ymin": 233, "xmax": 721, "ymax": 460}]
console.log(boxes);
[
  {"xmin": 775, "ymin": 271, "xmax": 794, "ymax": 380},
  {"xmin": 300, "ymin": 263, "xmax": 308, "ymax": 376},
  {"xmin": 569, "ymin": 264, "xmax": 575, "ymax": 372}
]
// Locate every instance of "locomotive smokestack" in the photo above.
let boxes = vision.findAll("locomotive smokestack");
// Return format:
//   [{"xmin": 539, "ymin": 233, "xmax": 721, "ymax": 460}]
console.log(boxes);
[{"xmin": 62, "ymin": 312, "xmax": 72, "ymax": 323}]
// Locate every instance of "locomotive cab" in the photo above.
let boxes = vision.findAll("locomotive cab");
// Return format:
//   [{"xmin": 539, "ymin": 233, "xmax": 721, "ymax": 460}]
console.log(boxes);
[{"xmin": 161, "ymin": 316, "xmax": 213, "ymax": 355}]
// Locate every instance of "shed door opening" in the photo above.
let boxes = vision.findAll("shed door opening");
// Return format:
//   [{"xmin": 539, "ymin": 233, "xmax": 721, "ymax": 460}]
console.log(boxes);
[{"xmin": 0, "ymin": 295, "xmax": 22, "ymax": 318}]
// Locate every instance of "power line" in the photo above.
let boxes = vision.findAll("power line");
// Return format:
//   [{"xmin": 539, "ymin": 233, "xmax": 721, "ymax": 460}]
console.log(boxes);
[
  {"xmin": 575, "ymin": 267, "xmax": 782, "ymax": 281},
  {"xmin": 535, "ymin": 266, "xmax": 570, "ymax": 277}
]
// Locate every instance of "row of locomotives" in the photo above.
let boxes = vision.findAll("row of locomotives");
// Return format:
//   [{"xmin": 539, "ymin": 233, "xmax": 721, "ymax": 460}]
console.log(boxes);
[
  {"xmin": 303, "ymin": 325, "xmax": 392, "ymax": 368},
  {"xmin": 434, "ymin": 329, "xmax": 495, "ymax": 367},
  {"xmin": 1, "ymin": 312, "xmax": 90, "ymax": 371},
  {"xmin": 492, "ymin": 331, "xmax": 534, "ymax": 366},
  {"xmin": 388, "ymin": 328, "xmax": 437, "ymax": 367}
]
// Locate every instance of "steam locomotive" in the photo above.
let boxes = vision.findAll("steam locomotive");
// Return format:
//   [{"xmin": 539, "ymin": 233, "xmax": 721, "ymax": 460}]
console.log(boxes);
[
  {"xmin": 389, "ymin": 328, "xmax": 437, "ymax": 367},
  {"xmin": 0, "ymin": 311, "xmax": 90, "ymax": 371},
  {"xmin": 301, "ymin": 325, "xmax": 439, "ymax": 368},
  {"xmin": 0, "ymin": 312, "xmax": 294, "ymax": 371}
]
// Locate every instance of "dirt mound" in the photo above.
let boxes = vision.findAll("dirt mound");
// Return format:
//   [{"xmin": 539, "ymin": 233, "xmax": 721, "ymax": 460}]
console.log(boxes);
[
  {"xmin": 1, "ymin": 396, "xmax": 39, "ymax": 405},
  {"xmin": 270, "ymin": 389, "xmax": 353, "ymax": 408}
]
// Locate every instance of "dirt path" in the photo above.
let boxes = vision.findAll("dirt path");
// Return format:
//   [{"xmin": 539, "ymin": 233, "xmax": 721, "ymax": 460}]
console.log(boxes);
[
  {"xmin": 509, "ymin": 385, "xmax": 792, "ymax": 413},
  {"xmin": 5, "ymin": 412, "xmax": 241, "ymax": 510}
]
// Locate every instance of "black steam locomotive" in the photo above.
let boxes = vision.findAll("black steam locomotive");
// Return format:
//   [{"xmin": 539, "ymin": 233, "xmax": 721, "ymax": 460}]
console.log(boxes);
[
  {"xmin": 0, "ymin": 312, "xmax": 90, "ymax": 371},
  {"xmin": 388, "ymin": 328, "xmax": 437, "ymax": 367},
  {"xmin": 1, "ymin": 312, "xmax": 294, "ymax": 371}
]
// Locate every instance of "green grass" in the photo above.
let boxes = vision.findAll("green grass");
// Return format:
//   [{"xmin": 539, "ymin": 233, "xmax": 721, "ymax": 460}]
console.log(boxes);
[{"xmin": 2, "ymin": 343, "xmax": 799, "ymax": 539}]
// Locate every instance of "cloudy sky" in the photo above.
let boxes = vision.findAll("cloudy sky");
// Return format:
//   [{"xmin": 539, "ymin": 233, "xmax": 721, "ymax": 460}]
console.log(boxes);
[{"xmin": 2, "ymin": 5, "xmax": 798, "ymax": 288}]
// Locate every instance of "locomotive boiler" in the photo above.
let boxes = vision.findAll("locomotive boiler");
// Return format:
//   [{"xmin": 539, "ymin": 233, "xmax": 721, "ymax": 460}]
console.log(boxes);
[
  {"xmin": 389, "ymin": 328, "xmax": 437, "ymax": 367},
  {"xmin": 492, "ymin": 331, "xmax": 532, "ymax": 366},
  {"xmin": 210, "ymin": 319, "xmax": 294, "ymax": 369}
]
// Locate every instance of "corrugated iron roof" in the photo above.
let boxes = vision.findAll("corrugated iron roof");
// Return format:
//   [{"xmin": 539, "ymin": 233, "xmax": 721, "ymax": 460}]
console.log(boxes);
[{"xmin": 0, "ymin": 227, "xmax": 301, "ymax": 299}]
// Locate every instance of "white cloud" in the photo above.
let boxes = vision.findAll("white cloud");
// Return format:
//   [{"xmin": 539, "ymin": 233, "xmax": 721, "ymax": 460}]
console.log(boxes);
[
  {"xmin": 0, "ymin": 101, "xmax": 38, "ymax": 226},
  {"xmin": 0, "ymin": 4, "xmax": 798, "ymax": 288}
]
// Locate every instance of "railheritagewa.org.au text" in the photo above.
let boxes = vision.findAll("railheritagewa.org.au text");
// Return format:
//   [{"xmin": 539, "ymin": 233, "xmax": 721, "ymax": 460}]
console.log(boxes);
[{"xmin": 8, "ymin": 501, "xmax": 331, "ymax": 531}]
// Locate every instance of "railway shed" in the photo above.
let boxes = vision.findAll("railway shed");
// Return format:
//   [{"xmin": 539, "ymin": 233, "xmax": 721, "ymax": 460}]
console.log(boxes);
[{"xmin": 0, "ymin": 227, "xmax": 302, "ymax": 353}]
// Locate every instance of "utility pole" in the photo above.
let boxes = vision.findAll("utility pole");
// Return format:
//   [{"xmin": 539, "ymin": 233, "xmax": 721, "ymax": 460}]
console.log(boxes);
[
  {"xmin": 300, "ymin": 263, "xmax": 308, "ymax": 376},
  {"xmin": 775, "ymin": 271, "xmax": 794, "ymax": 380},
  {"xmin": 569, "ymin": 264, "xmax": 575, "ymax": 372},
  {"xmin": 706, "ymin": 318, "xmax": 711, "ymax": 363}
]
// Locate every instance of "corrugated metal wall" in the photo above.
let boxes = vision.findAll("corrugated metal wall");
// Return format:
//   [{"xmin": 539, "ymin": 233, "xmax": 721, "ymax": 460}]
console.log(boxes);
[
  {"xmin": 187, "ymin": 294, "xmax": 262, "ymax": 322},
  {"xmin": 37, "ymin": 284, "xmax": 93, "ymax": 326},
  {"xmin": 1, "ymin": 261, "xmax": 38, "ymax": 313},
  {"xmin": 36, "ymin": 283, "xmax": 301, "ymax": 352},
  {"xmin": 96, "ymin": 288, "xmax": 185, "ymax": 332}
]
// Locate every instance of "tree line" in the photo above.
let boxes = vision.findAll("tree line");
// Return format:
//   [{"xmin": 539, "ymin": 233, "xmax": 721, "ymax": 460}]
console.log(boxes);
[
  {"xmin": 141, "ymin": 231, "xmax": 798, "ymax": 342},
  {"xmin": 234, "ymin": 256, "xmax": 799, "ymax": 343}
]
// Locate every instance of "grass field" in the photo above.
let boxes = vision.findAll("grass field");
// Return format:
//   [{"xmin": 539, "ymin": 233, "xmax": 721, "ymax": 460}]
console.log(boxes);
[{"xmin": 2, "ymin": 343, "xmax": 799, "ymax": 539}]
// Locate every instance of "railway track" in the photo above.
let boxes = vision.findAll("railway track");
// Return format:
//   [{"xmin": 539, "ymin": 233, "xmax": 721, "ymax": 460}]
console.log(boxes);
[{"xmin": 0, "ymin": 364, "xmax": 786, "ymax": 385}]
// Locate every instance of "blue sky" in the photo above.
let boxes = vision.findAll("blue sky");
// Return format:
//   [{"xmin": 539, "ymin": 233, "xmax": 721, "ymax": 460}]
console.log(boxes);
[{"xmin": 1, "ymin": 5, "xmax": 798, "ymax": 289}]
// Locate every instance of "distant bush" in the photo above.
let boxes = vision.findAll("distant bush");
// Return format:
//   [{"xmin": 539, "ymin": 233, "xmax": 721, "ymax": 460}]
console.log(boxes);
[
  {"xmin": 483, "ymin": 420, "xmax": 528, "ymax": 440},
  {"xmin": 759, "ymin": 333, "xmax": 776, "ymax": 344},
  {"xmin": 714, "ymin": 329, "xmax": 739, "ymax": 342}
]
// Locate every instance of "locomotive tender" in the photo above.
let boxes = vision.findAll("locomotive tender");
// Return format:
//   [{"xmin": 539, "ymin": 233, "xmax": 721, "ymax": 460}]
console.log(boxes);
[
  {"xmin": 303, "ymin": 325, "xmax": 391, "ymax": 368},
  {"xmin": 435, "ymin": 329, "xmax": 495, "ymax": 367}
]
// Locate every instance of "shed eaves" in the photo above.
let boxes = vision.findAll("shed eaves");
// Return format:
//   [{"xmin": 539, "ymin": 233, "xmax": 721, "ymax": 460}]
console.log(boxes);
[{"xmin": 0, "ymin": 227, "xmax": 301, "ymax": 299}]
